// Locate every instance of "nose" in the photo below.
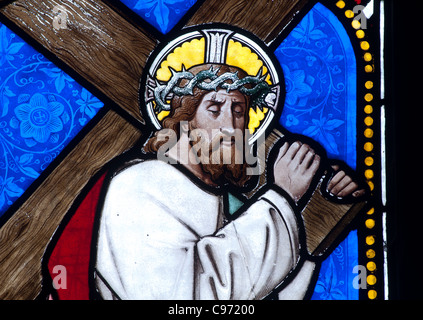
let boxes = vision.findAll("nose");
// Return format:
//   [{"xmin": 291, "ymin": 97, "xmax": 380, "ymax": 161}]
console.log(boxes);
[{"xmin": 220, "ymin": 101, "xmax": 235, "ymax": 135}]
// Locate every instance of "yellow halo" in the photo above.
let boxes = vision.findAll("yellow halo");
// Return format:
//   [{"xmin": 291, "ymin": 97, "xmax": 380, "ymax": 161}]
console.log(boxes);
[
  {"xmin": 227, "ymin": 40, "xmax": 271, "ymax": 85},
  {"xmin": 156, "ymin": 38, "xmax": 205, "ymax": 82},
  {"xmin": 154, "ymin": 36, "xmax": 272, "ymax": 132}
]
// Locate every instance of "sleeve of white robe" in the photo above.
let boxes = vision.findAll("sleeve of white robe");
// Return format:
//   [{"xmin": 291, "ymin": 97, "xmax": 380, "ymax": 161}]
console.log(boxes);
[
  {"xmin": 95, "ymin": 169, "xmax": 302, "ymax": 300},
  {"xmin": 195, "ymin": 190, "xmax": 301, "ymax": 299}
]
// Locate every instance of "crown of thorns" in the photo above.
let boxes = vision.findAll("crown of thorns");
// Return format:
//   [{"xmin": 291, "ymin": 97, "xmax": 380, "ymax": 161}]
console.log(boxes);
[{"xmin": 150, "ymin": 66, "xmax": 272, "ymax": 113}]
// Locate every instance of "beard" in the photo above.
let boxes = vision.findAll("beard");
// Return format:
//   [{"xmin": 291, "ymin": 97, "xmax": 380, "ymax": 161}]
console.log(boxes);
[
  {"xmin": 189, "ymin": 125, "xmax": 251, "ymax": 187},
  {"xmin": 201, "ymin": 148, "xmax": 250, "ymax": 187}
]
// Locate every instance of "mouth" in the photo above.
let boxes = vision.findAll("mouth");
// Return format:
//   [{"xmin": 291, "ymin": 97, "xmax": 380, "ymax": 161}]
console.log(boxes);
[
  {"xmin": 208, "ymin": 134, "xmax": 244, "ymax": 152},
  {"xmin": 208, "ymin": 137, "xmax": 234, "ymax": 153}
]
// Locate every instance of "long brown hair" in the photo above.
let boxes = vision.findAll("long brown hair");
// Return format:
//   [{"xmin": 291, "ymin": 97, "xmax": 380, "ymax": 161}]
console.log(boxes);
[{"xmin": 143, "ymin": 63, "xmax": 250, "ymax": 153}]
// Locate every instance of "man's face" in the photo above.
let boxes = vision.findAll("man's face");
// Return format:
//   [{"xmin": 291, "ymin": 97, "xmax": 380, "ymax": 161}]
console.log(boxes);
[
  {"xmin": 188, "ymin": 88, "xmax": 250, "ymax": 185},
  {"xmin": 192, "ymin": 88, "xmax": 247, "ymax": 134},
  {"xmin": 190, "ymin": 89, "xmax": 247, "ymax": 161}
]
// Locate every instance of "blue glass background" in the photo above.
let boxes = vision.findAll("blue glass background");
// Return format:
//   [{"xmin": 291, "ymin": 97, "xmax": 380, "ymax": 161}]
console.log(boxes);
[
  {"xmin": 120, "ymin": 0, "xmax": 198, "ymax": 34},
  {"xmin": 0, "ymin": 23, "xmax": 104, "ymax": 217},
  {"xmin": 276, "ymin": 3, "xmax": 358, "ymax": 299}
]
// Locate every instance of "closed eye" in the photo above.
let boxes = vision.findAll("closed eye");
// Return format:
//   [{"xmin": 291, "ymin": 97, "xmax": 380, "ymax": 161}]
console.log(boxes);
[
  {"xmin": 207, "ymin": 105, "xmax": 220, "ymax": 116},
  {"xmin": 232, "ymin": 105, "xmax": 246, "ymax": 118}
]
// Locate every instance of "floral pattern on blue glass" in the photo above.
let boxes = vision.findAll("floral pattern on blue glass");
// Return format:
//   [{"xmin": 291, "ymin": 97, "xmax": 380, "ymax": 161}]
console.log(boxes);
[
  {"xmin": 311, "ymin": 230, "xmax": 359, "ymax": 300},
  {"xmin": 120, "ymin": 0, "xmax": 198, "ymax": 34},
  {"xmin": 276, "ymin": 3, "xmax": 358, "ymax": 300},
  {"xmin": 0, "ymin": 23, "xmax": 104, "ymax": 216},
  {"xmin": 276, "ymin": 3, "xmax": 357, "ymax": 164}
]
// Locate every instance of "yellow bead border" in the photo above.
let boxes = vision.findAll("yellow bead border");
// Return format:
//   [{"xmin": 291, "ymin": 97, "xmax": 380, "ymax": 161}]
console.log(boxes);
[{"xmin": 336, "ymin": 0, "xmax": 378, "ymax": 300}]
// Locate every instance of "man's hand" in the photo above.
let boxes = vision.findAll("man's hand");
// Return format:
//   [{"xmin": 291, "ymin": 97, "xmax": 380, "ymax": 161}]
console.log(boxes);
[
  {"xmin": 273, "ymin": 141, "xmax": 366, "ymax": 204},
  {"xmin": 327, "ymin": 165, "xmax": 366, "ymax": 198},
  {"xmin": 273, "ymin": 141, "xmax": 320, "ymax": 203}
]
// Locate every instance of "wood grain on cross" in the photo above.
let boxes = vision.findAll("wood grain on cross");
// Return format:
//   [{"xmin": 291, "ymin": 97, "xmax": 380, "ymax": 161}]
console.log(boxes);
[{"xmin": 0, "ymin": 0, "xmax": 363, "ymax": 300}]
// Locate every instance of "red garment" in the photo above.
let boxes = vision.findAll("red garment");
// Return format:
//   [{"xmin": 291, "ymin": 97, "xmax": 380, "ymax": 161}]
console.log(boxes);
[{"xmin": 47, "ymin": 172, "xmax": 107, "ymax": 300}]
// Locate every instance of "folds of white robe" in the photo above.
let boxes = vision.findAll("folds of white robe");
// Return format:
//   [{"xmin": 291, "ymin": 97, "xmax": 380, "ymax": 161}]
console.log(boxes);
[{"xmin": 95, "ymin": 159, "xmax": 314, "ymax": 300}]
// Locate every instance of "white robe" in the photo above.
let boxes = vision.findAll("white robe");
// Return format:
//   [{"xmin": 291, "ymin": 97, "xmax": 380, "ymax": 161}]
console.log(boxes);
[{"xmin": 94, "ymin": 159, "xmax": 316, "ymax": 300}]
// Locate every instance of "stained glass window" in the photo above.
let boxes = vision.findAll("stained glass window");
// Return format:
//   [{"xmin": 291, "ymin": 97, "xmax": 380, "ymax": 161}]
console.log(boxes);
[
  {"xmin": 0, "ymin": 0, "xmax": 401, "ymax": 303},
  {"xmin": 0, "ymin": 23, "xmax": 104, "ymax": 217}
]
